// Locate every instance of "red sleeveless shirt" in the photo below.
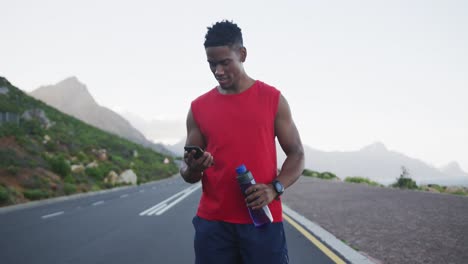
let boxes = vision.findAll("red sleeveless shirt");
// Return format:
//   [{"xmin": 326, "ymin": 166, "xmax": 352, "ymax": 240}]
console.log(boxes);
[{"xmin": 191, "ymin": 80, "xmax": 282, "ymax": 223}]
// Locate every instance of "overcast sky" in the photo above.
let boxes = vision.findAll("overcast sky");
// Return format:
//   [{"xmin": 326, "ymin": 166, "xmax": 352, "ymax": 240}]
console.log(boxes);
[{"xmin": 1, "ymin": 0, "xmax": 467, "ymax": 171}]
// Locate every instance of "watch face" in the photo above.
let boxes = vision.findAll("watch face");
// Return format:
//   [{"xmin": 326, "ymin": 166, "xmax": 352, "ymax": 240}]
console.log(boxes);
[{"xmin": 274, "ymin": 181, "xmax": 284, "ymax": 194}]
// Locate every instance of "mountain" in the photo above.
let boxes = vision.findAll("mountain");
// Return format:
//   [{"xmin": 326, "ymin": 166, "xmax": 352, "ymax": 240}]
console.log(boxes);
[
  {"xmin": 120, "ymin": 111, "xmax": 185, "ymax": 145},
  {"xmin": 0, "ymin": 76, "xmax": 178, "ymax": 206},
  {"xmin": 439, "ymin": 162, "xmax": 468, "ymax": 185},
  {"xmin": 168, "ymin": 138, "xmax": 468, "ymax": 186},
  {"xmin": 30, "ymin": 77, "xmax": 173, "ymax": 156},
  {"xmin": 278, "ymin": 141, "xmax": 468, "ymax": 186},
  {"xmin": 165, "ymin": 138, "xmax": 185, "ymax": 156}
]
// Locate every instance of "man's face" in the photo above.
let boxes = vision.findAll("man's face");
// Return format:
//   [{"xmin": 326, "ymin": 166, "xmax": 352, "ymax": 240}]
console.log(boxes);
[{"xmin": 205, "ymin": 45, "xmax": 246, "ymax": 91}]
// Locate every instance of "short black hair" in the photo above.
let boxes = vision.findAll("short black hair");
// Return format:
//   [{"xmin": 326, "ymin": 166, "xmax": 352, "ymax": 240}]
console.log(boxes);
[{"xmin": 204, "ymin": 20, "xmax": 243, "ymax": 48}]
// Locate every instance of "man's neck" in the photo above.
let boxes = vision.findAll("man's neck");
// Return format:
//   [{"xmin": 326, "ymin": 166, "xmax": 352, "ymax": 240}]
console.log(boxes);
[{"xmin": 218, "ymin": 76, "xmax": 255, "ymax": 95}]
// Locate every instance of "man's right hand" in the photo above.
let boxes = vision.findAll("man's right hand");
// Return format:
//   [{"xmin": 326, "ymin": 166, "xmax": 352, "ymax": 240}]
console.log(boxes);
[
  {"xmin": 184, "ymin": 150, "xmax": 214, "ymax": 172},
  {"xmin": 181, "ymin": 150, "xmax": 214, "ymax": 183}
]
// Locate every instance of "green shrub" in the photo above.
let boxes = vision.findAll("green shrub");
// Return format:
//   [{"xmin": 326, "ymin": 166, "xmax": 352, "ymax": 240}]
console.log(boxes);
[
  {"xmin": 23, "ymin": 189, "xmax": 49, "ymax": 200},
  {"xmin": 391, "ymin": 166, "xmax": 419, "ymax": 190},
  {"xmin": 85, "ymin": 167, "xmax": 101, "ymax": 180},
  {"xmin": 99, "ymin": 182, "xmax": 114, "ymax": 189},
  {"xmin": 3, "ymin": 187, "xmax": 22, "ymax": 204},
  {"xmin": 63, "ymin": 183, "xmax": 77, "ymax": 195},
  {"xmin": 0, "ymin": 185, "xmax": 9, "ymax": 203},
  {"xmin": 48, "ymin": 155, "xmax": 70, "ymax": 178},
  {"xmin": 27, "ymin": 159, "xmax": 39, "ymax": 168},
  {"xmin": 319, "ymin": 172, "xmax": 337, "ymax": 180},
  {"xmin": 109, "ymin": 155, "xmax": 129, "ymax": 170},
  {"xmin": 6, "ymin": 165, "xmax": 19, "ymax": 175},
  {"xmin": 44, "ymin": 141, "xmax": 58, "ymax": 152},
  {"xmin": 303, "ymin": 169, "xmax": 337, "ymax": 180},
  {"xmin": 64, "ymin": 174, "xmax": 76, "ymax": 184},
  {"xmin": 85, "ymin": 164, "xmax": 113, "ymax": 182},
  {"xmin": 427, "ymin": 184, "xmax": 446, "ymax": 192},
  {"xmin": 0, "ymin": 149, "xmax": 19, "ymax": 167},
  {"xmin": 77, "ymin": 152, "xmax": 88, "ymax": 163},
  {"xmin": 392, "ymin": 177, "xmax": 418, "ymax": 189},
  {"xmin": 345, "ymin": 177, "xmax": 382, "ymax": 186},
  {"xmin": 303, "ymin": 169, "xmax": 320, "ymax": 177},
  {"xmin": 23, "ymin": 120, "xmax": 44, "ymax": 137},
  {"xmin": 20, "ymin": 175, "xmax": 42, "ymax": 189},
  {"xmin": 0, "ymin": 122, "xmax": 24, "ymax": 137}
]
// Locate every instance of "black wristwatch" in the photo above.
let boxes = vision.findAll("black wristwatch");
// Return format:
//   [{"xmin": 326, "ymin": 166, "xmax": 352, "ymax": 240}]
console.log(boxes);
[{"xmin": 272, "ymin": 180, "xmax": 285, "ymax": 199}]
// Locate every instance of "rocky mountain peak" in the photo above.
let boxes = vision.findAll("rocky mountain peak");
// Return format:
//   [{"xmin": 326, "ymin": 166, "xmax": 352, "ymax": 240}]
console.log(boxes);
[
  {"xmin": 440, "ymin": 161, "xmax": 467, "ymax": 176},
  {"xmin": 360, "ymin": 141, "xmax": 388, "ymax": 153},
  {"xmin": 31, "ymin": 76, "xmax": 97, "ymax": 107},
  {"xmin": 55, "ymin": 76, "xmax": 94, "ymax": 103},
  {"xmin": 28, "ymin": 77, "xmax": 172, "ymax": 155}
]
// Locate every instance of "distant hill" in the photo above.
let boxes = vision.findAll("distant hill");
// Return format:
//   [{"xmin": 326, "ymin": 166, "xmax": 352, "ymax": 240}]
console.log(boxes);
[
  {"xmin": 278, "ymin": 142, "xmax": 468, "ymax": 186},
  {"xmin": 167, "ymin": 137, "xmax": 468, "ymax": 186},
  {"xmin": 0, "ymin": 76, "xmax": 178, "ymax": 207},
  {"xmin": 120, "ymin": 111, "xmax": 185, "ymax": 145},
  {"xmin": 439, "ymin": 162, "xmax": 468, "ymax": 184},
  {"xmin": 30, "ymin": 77, "xmax": 173, "ymax": 156},
  {"xmin": 165, "ymin": 138, "xmax": 185, "ymax": 157}
]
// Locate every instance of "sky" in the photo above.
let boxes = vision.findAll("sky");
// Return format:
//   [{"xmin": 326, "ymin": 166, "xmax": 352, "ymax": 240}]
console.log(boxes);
[{"xmin": 1, "ymin": 0, "xmax": 467, "ymax": 171}]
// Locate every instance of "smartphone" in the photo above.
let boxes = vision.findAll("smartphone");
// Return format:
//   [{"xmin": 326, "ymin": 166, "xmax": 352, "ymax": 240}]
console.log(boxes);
[{"xmin": 184, "ymin": 145, "xmax": 204, "ymax": 159}]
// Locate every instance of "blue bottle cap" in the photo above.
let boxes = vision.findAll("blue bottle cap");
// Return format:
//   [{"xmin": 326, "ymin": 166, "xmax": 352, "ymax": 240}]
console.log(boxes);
[{"xmin": 235, "ymin": 164, "xmax": 247, "ymax": 174}]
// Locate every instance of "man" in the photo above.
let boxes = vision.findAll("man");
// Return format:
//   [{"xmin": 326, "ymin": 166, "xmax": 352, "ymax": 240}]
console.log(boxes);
[{"xmin": 180, "ymin": 20, "xmax": 305, "ymax": 264}]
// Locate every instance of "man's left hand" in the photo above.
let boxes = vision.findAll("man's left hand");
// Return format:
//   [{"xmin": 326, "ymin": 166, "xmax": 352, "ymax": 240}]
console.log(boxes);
[{"xmin": 245, "ymin": 184, "xmax": 277, "ymax": 210}]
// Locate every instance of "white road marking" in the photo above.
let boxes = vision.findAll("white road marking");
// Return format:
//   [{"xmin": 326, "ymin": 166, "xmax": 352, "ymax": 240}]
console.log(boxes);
[
  {"xmin": 41, "ymin": 211, "xmax": 64, "ymax": 219},
  {"xmin": 140, "ymin": 183, "xmax": 201, "ymax": 216},
  {"xmin": 146, "ymin": 203, "xmax": 168, "ymax": 216},
  {"xmin": 120, "ymin": 194, "xmax": 129, "ymax": 198},
  {"xmin": 92, "ymin": 201, "xmax": 104, "ymax": 206},
  {"xmin": 139, "ymin": 190, "xmax": 145, "ymax": 193}
]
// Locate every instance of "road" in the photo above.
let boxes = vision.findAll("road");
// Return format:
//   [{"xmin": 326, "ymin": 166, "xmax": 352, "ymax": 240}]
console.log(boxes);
[
  {"xmin": 283, "ymin": 176, "xmax": 468, "ymax": 264},
  {"xmin": 0, "ymin": 176, "xmax": 345, "ymax": 264}
]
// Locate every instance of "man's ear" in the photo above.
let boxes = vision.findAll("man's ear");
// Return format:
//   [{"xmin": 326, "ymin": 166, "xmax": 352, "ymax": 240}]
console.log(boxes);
[{"xmin": 239, "ymin": 46, "xmax": 247, "ymax": 62}]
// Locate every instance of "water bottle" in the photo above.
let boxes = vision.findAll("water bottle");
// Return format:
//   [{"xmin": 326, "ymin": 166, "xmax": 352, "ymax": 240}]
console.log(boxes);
[{"xmin": 236, "ymin": 164, "xmax": 273, "ymax": 227}]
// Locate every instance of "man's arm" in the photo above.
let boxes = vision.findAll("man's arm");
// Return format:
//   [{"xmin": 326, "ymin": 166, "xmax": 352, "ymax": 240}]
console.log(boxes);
[
  {"xmin": 245, "ymin": 94, "xmax": 304, "ymax": 210},
  {"xmin": 180, "ymin": 109, "xmax": 214, "ymax": 183},
  {"xmin": 274, "ymin": 94, "xmax": 305, "ymax": 189}
]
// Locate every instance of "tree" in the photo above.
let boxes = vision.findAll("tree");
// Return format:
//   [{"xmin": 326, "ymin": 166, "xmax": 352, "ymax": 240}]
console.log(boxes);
[{"xmin": 392, "ymin": 166, "xmax": 418, "ymax": 189}]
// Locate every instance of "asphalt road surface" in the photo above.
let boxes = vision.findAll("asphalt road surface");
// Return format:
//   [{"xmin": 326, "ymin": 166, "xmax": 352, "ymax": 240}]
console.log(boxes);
[{"xmin": 0, "ymin": 176, "xmax": 345, "ymax": 264}]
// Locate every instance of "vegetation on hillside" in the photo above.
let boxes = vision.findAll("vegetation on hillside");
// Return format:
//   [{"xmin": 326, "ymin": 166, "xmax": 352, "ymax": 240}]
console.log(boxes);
[
  {"xmin": 301, "ymin": 166, "xmax": 467, "ymax": 196},
  {"xmin": 302, "ymin": 169, "xmax": 338, "ymax": 180},
  {"xmin": 0, "ymin": 77, "xmax": 179, "ymax": 207}
]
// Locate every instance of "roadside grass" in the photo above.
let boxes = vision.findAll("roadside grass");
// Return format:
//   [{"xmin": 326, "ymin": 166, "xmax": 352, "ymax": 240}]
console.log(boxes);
[
  {"xmin": 303, "ymin": 169, "xmax": 338, "ymax": 180},
  {"xmin": 301, "ymin": 167, "xmax": 468, "ymax": 197},
  {"xmin": 421, "ymin": 184, "xmax": 468, "ymax": 196},
  {"xmin": 340, "ymin": 239, "xmax": 360, "ymax": 251},
  {"xmin": 345, "ymin": 177, "xmax": 383, "ymax": 187}
]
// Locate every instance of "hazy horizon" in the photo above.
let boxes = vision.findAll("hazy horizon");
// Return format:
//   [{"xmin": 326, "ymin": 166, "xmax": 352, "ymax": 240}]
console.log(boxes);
[{"xmin": 1, "ymin": 0, "xmax": 467, "ymax": 171}]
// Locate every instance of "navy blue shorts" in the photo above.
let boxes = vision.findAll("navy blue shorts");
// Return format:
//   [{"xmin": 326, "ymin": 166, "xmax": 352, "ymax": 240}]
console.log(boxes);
[{"xmin": 192, "ymin": 216, "xmax": 289, "ymax": 264}]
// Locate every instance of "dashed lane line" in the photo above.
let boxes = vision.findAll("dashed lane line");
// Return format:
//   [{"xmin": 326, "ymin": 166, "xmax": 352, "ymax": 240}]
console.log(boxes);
[{"xmin": 41, "ymin": 211, "xmax": 64, "ymax": 219}]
